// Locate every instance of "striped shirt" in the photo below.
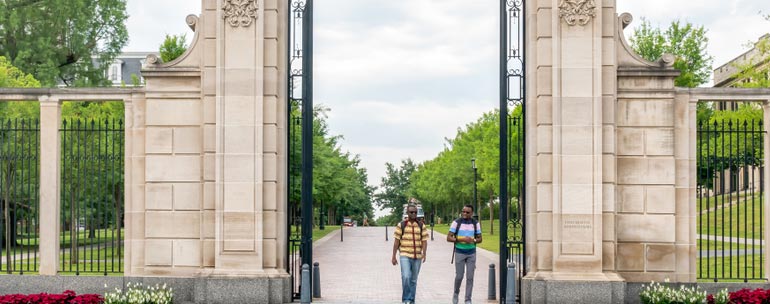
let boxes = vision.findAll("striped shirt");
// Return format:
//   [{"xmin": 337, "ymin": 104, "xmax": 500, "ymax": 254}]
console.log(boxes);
[
  {"xmin": 394, "ymin": 220, "xmax": 429, "ymax": 259},
  {"xmin": 449, "ymin": 218, "xmax": 481, "ymax": 254}
]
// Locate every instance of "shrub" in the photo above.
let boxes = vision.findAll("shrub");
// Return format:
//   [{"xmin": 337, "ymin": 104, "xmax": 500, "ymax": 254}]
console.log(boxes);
[
  {"xmin": 103, "ymin": 282, "xmax": 172, "ymax": 304},
  {"xmin": 0, "ymin": 290, "xmax": 102, "ymax": 304}
]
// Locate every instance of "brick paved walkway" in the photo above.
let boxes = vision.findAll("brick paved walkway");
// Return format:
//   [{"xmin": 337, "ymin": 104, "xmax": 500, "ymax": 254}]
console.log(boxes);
[{"xmin": 312, "ymin": 226, "xmax": 499, "ymax": 304}]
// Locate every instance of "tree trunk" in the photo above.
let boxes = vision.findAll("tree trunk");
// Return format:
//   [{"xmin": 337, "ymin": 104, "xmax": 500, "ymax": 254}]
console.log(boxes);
[
  {"xmin": 70, "ymin": 189, "xmax": 78, "ymax": 264},
  {"xmin": 114, "ymin": 183, "xmax": 123, "ymax": 244},
  {"xmin": 0, "ymin": 203, "xmax": 16, "ymax": 251},
  {"xmin": 489, "ymin": 192, "xmax": 494, "ymax": 235}
]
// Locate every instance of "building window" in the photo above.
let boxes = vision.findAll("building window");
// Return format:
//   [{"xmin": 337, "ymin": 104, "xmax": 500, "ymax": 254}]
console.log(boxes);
[
  {"xmin": 110, "ymin": 65, "xmax": 118, "ymax": 81},
  {"xmin": 107, "ymin": 60, "xmax": 123, "ymax": 84}
]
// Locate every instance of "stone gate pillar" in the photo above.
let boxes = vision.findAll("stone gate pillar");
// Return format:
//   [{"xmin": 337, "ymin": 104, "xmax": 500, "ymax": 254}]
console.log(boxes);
[{"xmin": 524, "ymin": 0, "xmax": 623, "ymax": 300}]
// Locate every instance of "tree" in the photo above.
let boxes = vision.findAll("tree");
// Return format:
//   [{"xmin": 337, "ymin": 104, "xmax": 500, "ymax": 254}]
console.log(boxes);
[
  {"xmin": 0, "ymin": 0, "xmax": 129, "ymax": 87},
  {"xmin": 375, "ymin": 159, "xmax": 416, "ymax": 221},
  {"xmin": 159, "ymin": 34, "xmax": 188, "ymax": 63},
  {"xmin": 0, "ymin": 56, "xmax": 40, "ymax": 252},
  {"xmin": 287, "ymin": 103, "xmax": 374, "ymax": 227},
  {"xmin": 629, "ymin": 19, "xmax": 714, "ymax": 88}
]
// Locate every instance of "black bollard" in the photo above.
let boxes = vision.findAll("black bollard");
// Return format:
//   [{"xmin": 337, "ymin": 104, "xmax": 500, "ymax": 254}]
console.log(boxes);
[
  {"xmin": 385, "ymin": 225, "xmax": 388, "ymax": 241},
  {"xmin": 313, "ymin": 262, "xmax": 321, "ymax": 298},
  {"xmin": 300, "ymin": 264, "xmax": 311, "ymax": 303},
  {"xmin": 340, "ymin": 224, "xmax": 344, "ymax": 242},
  {"xmin": 505, "ymin": 263, "xmax": 516, "ymax": 304},
  {"xmin": 488, "ymin": 264, "xmax": 496, "ymax": 300}
]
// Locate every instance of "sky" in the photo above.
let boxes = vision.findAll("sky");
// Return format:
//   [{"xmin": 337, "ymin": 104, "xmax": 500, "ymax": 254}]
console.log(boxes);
[{"xmin": 125, "ymin": 0, "xmax": 768, "ymax": 216}]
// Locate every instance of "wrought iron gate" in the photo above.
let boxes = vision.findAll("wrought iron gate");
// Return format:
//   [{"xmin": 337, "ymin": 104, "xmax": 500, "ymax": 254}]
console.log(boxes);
[
  {"xmin": 0, "ymin": 119, "xmax": 39, "ymax": 274},
  {"xmin": 60, "ymin": 118, "xmax": 124, "ymax": 275},
  {"xmin": 287, "ymin": 0, "xmax": 314, "ymax": 300},
  {"xmin": 697, "ymin": 116, "xmax": 765, "ymax": 282},
  {"xmin": 500, "ymin": 0, "xmax": 526, "ymax": 302}
]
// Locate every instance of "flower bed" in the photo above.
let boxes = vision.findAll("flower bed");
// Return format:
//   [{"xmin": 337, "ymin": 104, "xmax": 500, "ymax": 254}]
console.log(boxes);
[
  {"xmin": 103, "ymin": 283, "xmax": 172, "ymax": 304},
  {"xmin": 712, "ymin": 288, "xmax": 770, "ymax": 304},
  {"xmin": 0, "ymin": 290, "xmax": 102, "ymax": 304},
  {"xmin": 640, "ymin": 281, "xmax": 770, "ymax": 304}
]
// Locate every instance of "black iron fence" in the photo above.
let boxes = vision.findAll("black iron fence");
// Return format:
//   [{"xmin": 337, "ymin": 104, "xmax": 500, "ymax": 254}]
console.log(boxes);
[
  {"xmin": 697, "ymin": 118, "xmax": 765, "ymax": 281},
  {"xmin": 0, "ymin": 119, "xmax": 40, "ymax": 274},
  {"xmin": 60, "ymin": 118, "xmax": 124, "ymax": 275}
]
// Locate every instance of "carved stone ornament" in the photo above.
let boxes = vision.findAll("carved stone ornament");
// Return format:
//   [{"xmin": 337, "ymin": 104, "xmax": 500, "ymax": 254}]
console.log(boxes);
[
  {"xmin": 223, "ymin": 0, "xmax": 259, "ymax": 28},
  {"xmin": 558, "ymin": 0, "xmax": 596, "ymax": 26}
]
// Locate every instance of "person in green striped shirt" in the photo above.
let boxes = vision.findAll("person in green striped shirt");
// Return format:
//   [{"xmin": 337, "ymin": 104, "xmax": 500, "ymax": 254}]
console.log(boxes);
[{"xmin": 447, "ymin": 205, "xmax": 482, "ymax": 304}]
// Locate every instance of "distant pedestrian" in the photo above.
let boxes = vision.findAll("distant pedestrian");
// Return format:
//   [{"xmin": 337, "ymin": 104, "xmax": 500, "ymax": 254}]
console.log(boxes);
[
  {"xmin": 447, "ymin": 205, "xmax": 482, "ymax": 304},
  {"xmin": 391, "ymin": 204, "xmax": 429, "ymax": 304}
]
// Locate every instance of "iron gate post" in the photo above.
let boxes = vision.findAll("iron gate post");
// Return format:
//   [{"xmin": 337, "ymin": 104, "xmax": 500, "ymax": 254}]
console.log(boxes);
[
  {"xmin": 300, "ymin": 0, "xmax": 315, "ymax": 297},
  {"xmin": 498, "ymin": 0, "xmax": 509, "ymax": 301}
]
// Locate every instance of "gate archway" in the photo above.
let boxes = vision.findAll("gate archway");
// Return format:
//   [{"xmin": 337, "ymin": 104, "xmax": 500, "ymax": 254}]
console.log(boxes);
[{"xmin": 285, "ymin": 0, "xmax": 527, "ymax": 302}]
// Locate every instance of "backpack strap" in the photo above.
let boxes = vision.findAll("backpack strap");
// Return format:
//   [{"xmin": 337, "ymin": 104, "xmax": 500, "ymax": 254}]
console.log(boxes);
[{"xmin": 401, "ymin": 220, "xmax": 424, "ymax": 234}]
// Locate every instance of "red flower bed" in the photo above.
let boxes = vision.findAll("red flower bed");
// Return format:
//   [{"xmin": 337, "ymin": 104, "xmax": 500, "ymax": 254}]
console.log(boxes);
[
  {"xmin": 707, "ymin": 288, "xmax": 770, "ymax": 304},
  {"xmin": 728, "ymin": 288, "xmax": 770, "ymax": 304},
  {"xmin": 0, "ymin": 290, "xmax": 102, "ymax": 304}
]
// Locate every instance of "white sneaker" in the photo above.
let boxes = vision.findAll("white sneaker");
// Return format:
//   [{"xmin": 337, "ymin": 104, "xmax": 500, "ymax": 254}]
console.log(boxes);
[{"xmin": 452, "ymin": 294, "xmax": 459, "ymax": 304}]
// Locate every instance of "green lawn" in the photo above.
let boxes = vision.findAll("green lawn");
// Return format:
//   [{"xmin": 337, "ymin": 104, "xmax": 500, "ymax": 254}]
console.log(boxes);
[
  {"xmin": 698, "ymin": 239, "xmax": 761, "ymax": 250},
  {"xmin": 430, "ymin": 223, "xmax": 521, "ymax": 254},
  {"xmin": 288, "ymin": 225, "xmax": 341, "ymax": 254},
  {"xmin": 698, "ymin": 192, "xmax": 758, "ymax": 213},
  {"xmin": 698, "ymin": 195, "xmax": 763, "ymax": 239},
  {"xmin": 313, "ymin": 225, "xmax": 340, "ymax": 241},
  {"xmin": 697, "ymin": 254, "xmax": 765, "ymax": 282},
  {"xmin": 1, "ymin": 245, "xmax": 123, "ymax": 275},
  {"xmin": 1, "ymin": 228, "xmax": 124, "ymax": 257}
]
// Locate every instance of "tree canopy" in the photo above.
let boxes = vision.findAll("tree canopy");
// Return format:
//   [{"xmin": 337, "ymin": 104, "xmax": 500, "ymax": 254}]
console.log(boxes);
[
  {"xmin": 386, "ymin": 106, "xmax": 523, "ymax": 224},
  {"xmin": 0, "ymin": 0, "xmax": 129, "ymax": 87},
  {"xmin": 288, "ymin": 104, "xmax": 375, "ymax": 225},
  {"xmin": 629, "ymin": 19, "xmax": 713, "ymax": 88},
  {"xmin": 159, "ymin": 34, "xmax": 188, "ymax": 63}
]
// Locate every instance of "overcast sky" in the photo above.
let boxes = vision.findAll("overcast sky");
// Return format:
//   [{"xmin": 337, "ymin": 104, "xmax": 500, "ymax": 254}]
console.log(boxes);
[{"xmin": 125, "ymin": 0, "xmax": 768, "ymax": 215}]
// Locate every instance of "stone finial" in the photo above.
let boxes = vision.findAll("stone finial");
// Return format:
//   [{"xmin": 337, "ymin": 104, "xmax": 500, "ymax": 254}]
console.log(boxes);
[
  {"xmin": 658, "ymin": 53, "xmax": 676, "ymax": 67},
  {"xmin": 145, "ymin": 54, "xmax": 161, "ymax": 66},
  {"xmin": 223, "ymin": 0, "xmax": 259, "ymax": 28},
  {"xmin": 619, "ymin": 13, "xmax": 633, "ymax": 30},
  {"xmin": 558, "ymin": 0, "xmax": 597, "ymax": 26},
  {"xmin": 186, "ymin": 14, "xmax": 199, "ymax": 31}
]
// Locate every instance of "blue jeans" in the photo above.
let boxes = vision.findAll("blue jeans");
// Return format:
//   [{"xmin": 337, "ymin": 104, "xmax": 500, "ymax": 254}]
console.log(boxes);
[{"xmin": 399, "ymin": 256, "xmax": 422, "ymax": 302}]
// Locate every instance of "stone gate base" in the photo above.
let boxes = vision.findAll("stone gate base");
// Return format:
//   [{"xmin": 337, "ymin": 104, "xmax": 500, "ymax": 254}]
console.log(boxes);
[
  {"xmin": 522, "ymin": 279, "xmax": 770, "ymax": 303},
  {"xmin": 0, "ymin": 275, "xmax": 291, "ymax": 304}
]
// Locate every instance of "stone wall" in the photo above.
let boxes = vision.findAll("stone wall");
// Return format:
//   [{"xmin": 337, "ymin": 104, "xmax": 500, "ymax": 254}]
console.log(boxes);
[{"xmin": 614, "ymin": 13, "xmax": 687, "ymax": 281}]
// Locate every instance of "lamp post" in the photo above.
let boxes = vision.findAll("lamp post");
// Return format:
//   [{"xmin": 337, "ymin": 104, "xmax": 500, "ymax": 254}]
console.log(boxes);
[{"xmin": 472, "ymin": 158, "xmax": 478, "ymax": 221}]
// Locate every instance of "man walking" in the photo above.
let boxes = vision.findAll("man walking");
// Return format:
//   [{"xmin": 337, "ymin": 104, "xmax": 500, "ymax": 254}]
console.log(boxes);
[
  {"xmin": 447, "ymin": 205, "xmax": 482, "ymax": 304},
  {"xmin": 391, "ymin": 204, "xmax": 429, "ymax": 304}
]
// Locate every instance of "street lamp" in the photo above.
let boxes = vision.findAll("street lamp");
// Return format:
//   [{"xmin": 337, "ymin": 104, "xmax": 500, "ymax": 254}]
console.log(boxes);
[{"xmin": 472, "ymin": 158, "xmax": 478, "ymax": 221}]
